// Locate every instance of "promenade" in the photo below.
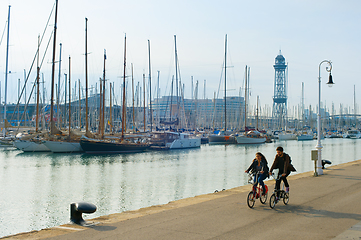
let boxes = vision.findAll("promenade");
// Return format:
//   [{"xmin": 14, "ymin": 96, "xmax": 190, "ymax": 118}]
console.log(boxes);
[{"xmin": 5, "ymin": 160, "xmax": 361, "ymax": 240}]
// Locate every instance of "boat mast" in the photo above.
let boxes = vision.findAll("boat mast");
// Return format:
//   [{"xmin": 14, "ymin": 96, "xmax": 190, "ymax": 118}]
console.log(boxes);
[
  {"xmin": 174, "ymin": 35, "xmax": 179, "ymax": 122},
  {"xmin": 50, "ymin": 0, "xmax": 58, "ymax": 135},
  {"xmin": 85, "ymin": 17, "xmax": 89, "ymax": 134},
  {"xmin": 57, "ymin": 43, "xmax": 62, "ymax": 128},
  {"xmin": 256, "ymin": 95, "xmax": 259, "ymax": 130},
  {"xmin": 143, "ymin": 73, "xmax": 146, "ymax": 132},
  {"xmin": 157, "ymin": 70, "xmax": 160, "ymax": 128},
  {"xmin": 68, "ymin": 56, "xmax": 71, "ymax": 136},
  {"xmin": 99, "ymin": 78, "xmax": 102, "ymax": 134},
  {"xmin": 101, "ymin": 49, "xmax": 106, "ymax": 138},
  {"xmin": 35, "ymin": 35, "xmax": 40, "ymax": 132},
  {"xmin": 354, "ymin": 85, "xmax": 357, "ymax": 129},
  {"xmin": 3, "ymin": 5, "xmax": 10, "ymax": 136},
  {"xmin": 301, "ymin": 82, "xmax": 306, "ymax": 128},
  {"xmin": 121, "ymin": 34, "xmax": 127, "ymax": 140},
  {"xmin": 244, "ymin": 65, "xmax": 248, "ymax": 131},
  {"xmin": 148, "ymin": 40, "xmax": 152, "ymax": 132},
  {"xmin": 110, "ymin": 82, "xmax": 113, "ymax": 134},
  {"xmin": 224, "ymin": 34, "xmax": 227, "ymax": 131},
  {"xmin": 78, "ymin": 79, "xmax": 81, "ymax": 128},
  {"xmin": 132, "ymin": 63, "xmax": 135, "ymax": 133}
]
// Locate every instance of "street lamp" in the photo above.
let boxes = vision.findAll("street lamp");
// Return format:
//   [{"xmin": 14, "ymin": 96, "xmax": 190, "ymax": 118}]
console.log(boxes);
[{"xmin": 315, "ymin": 60, "xmax": 334, "ymax": 176}]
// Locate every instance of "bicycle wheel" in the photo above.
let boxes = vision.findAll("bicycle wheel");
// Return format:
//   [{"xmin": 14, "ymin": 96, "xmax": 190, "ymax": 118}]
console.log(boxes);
[
  {"xmin": 247, "ymin": 191, "xmax": 255, "ymax": 208},
  {"xmin": 269, "ymin": 194, "xmax": 276, "ymax": 209},
  {"xmin": 283, "ymin": 192, "xmax": 289, "ymax": 205},
  {"xmin": 260, "ymin": 191, "xmax": 267, "ymax": 204}
]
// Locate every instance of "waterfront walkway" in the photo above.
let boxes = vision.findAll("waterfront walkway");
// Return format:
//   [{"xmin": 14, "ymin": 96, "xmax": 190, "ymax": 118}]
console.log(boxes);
[{"xmin": 7, "ymin": 160, "xmax": 361, "ymax": 240}]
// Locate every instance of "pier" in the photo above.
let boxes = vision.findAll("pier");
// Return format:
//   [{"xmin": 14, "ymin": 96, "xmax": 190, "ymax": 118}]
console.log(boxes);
[{"xmin": 6, "ymin": 159, "xmax": 361, "ymax": 240}]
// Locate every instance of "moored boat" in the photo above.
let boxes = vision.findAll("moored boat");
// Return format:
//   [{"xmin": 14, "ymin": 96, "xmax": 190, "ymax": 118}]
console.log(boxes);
[
  {"xmin": 343, "ymin": 130, "xmax": 361, "ymax": 139},
  {"xmin": 80, "ymin": 136, "xmax": 150, "ymax": 154},
  {"xmin": 150, "ymin": 131, "xmax": 201, "ymax": 149},
  {"xmin": 14, "ymin": 139, "xmax": 50, "ymax": 152},
  {"xmin": 43, "ymin": 140, "xmax": 83, "ymax": 153},
  {"xmin": 236, "ymin": 130, "xmax": 266, "ymax": 144},
  {"xmin": 208, "ymin": 131, "xmax": 236, "ymax": 144}
]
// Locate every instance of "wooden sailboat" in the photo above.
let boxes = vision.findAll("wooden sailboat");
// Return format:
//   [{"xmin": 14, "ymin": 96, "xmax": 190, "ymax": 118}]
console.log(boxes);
[
  {"xmin": 0, "ymin": 5, "xmax": 15, "ymax": 148},
  {"xmin": 14, "ymin": 3, "xmax": 59, "ymax": 152},
  {"xmin": 43, "ymin": 55, "xmax": 84, "ymax": 152},
  {"xmin": 80, "ymin": 34, "xmax": 150, "ymax": 153},
  {"xmin": 236, "ymin": 66, "xmax": 266, "ymax": 144},
  {"xmin": 208, "ymin": 34, "xmax": 236, "ymax": 144}
]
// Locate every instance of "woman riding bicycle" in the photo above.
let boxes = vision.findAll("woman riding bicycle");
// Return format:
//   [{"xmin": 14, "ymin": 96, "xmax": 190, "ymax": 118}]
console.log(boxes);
[{"xmin": 245, "ymin": 152, "xmax": 269, "ymax": 196}]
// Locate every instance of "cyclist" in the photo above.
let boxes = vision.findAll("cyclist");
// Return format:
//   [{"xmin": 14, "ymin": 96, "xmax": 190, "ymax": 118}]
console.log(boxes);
[
  {"xmin": 269, "ymin": 146, "xmax": 296, "ymax": 199},
  {"xmin": 245, "ymin": 152, "xmax": 269, "ymax": 196}
]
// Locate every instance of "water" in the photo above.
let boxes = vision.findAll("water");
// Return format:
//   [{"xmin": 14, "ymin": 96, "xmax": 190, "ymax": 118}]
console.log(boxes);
[{"xmin": 1, "ymin": 138, "xmax": 360, "ymax": 237}]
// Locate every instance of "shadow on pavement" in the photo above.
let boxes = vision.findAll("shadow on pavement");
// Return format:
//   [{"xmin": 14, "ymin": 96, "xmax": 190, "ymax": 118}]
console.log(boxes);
[{"xmin": 272, "ymin": 204, "xmax": 361, "ymax": 221}]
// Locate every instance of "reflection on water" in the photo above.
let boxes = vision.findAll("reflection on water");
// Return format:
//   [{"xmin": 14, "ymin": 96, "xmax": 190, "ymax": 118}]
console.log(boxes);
[{"xmin": 0, "ymin": 138, "xmax": 360, "ymax": 237}]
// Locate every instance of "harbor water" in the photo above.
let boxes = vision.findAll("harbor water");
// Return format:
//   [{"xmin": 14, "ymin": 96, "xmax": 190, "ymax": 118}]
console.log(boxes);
[{"xmin": 1, "ymin": 138, "xmax": 360, "ymax": 237}]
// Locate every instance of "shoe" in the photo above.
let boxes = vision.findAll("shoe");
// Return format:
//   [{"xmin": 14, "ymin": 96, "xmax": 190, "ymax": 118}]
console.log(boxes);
[
  {"xmin": 262, "ymin": 190, "xmax": 266, "ymax": 196},
  {"xmin": 286, "ymin": 187, "xmax": 289, "ymax": 193}
]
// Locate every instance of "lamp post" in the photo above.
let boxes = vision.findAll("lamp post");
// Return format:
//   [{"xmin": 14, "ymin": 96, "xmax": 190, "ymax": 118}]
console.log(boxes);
[{"xmin": 315, "ymin": 60, "xmax": 334, "ymax": 176}]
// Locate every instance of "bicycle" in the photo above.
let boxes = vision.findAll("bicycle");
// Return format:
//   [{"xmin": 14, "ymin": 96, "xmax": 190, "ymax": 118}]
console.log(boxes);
[
  {"xmin": 246, "ymin": 172, "xmax": 268, "ymax": 208},
  {"xmin": 269, "ymin": 172, "xmax": 290, "ymax": 209}
]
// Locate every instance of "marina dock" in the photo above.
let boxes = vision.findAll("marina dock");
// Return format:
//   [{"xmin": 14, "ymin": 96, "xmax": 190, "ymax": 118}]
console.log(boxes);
[{"xmin": 5, "ymin": 159, "xmax": 361, "ymax": 240}]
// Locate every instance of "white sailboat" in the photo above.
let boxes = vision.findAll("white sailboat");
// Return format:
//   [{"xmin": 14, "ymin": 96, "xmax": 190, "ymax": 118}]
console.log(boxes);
[
  {"xmin": 14, "ymin": 134, "xmax": 50, "ymax": 152},
  {"xmin": 343, "ymin": 130, "xmax": 361, "ymax": 139},
  {"xmin": 150, "ymin": 132, "xmax": 200, "ymax": 149},
  {"xmin": 208, "ymin": 34, "xmax": 235, "ymax": 144},
  {"xmin": 278, "ymin": 130, "xmax": 297, "ymax": 140},
  {"xmin": 297, "ymin": 130, "xmax": 314, "ymax": 141}
]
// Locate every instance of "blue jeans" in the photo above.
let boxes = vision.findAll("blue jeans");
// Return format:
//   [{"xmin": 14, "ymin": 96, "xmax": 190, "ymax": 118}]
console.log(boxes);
[{"xmin": 253, "ymin": 173, "xmax": 267, "ymax": 193}]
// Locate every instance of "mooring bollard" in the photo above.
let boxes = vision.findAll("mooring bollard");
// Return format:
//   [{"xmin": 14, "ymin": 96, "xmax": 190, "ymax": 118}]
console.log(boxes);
[
  {"xmin": 322, "ymin": 160, "xmax": 332, "ymax": 169},
  {"xmin": 70, "ymin": 202, "xmax": 97, "ymax": 225}
]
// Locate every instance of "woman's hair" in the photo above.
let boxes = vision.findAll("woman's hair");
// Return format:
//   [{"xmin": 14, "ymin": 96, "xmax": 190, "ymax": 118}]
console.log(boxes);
[
  {"xmin": 276, "ymin": 146, "xmax": 284, "ymax": 152},
  {"xmin": 256, "ymin": 152, "xmax": 267, "ymax": 163}
]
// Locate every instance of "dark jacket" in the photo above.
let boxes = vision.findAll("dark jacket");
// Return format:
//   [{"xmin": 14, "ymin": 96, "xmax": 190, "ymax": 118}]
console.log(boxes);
[
  {"xmin": 246, "ymin": 158, "xmax": 269, "ymax": 175},
  {"xmin": 270, "ymin": 153, "xmax": 296, "ymax": 174}
]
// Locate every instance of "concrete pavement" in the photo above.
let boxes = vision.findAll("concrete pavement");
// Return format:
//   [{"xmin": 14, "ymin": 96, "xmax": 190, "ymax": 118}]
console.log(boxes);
[{"xmin": 4, "ymin": 160, "xmax": 361, "ymax": 240}]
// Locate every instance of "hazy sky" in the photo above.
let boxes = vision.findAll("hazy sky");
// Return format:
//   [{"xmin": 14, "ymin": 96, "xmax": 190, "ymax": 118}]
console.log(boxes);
[{"xmin": 0, "ymin": 0, "xmax": 360, "ymax": 114}]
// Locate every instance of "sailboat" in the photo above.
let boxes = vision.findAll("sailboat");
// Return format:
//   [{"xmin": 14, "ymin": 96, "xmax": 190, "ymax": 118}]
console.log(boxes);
[
  {"xmin": 208, "ymin": 34, "xmax": 236, "ymax": 144},
  {"xmin": 149, "ymin": 35, "xmax": 201, "ymax": 149},
  {"xmin": 0, "ymin": 6, "xmax": 16, "ymax": 148},
  {"xmin": 80, "ymin": 34, "xmax": 150, "ymax": 153},
  {"xmin": 14, "ymin": 3, "xmax": 59, "ymax": 152},
  {"xmin": 236, "ymin": 67, "xmax": 266, "ymax": 144},
  {"xmin": 42, "ymin": 56, "xmax": 84, "ymax": 153}
]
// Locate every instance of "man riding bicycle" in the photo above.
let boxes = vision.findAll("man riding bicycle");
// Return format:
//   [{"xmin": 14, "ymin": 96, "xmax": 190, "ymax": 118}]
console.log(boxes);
[
  {"xmin": 269, "ymin": 146, "xmax": 296, "ymax": 199},
  {"xmin": 245, "ymin": 152, "xmax": 269, "ymax": 196}
]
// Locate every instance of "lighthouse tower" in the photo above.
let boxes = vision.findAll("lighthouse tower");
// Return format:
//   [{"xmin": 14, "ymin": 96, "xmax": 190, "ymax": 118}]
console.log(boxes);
[{"xmin": 272, "ymin": 51, "xmax": 288, "ymax": 129}]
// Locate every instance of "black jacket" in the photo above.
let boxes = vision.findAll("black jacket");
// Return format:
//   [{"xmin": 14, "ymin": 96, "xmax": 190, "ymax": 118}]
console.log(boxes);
[
  {"xmin": 270, "ymin": 153, "xmax": 296, "ymax": 174},
  {"xmin": 246, "ymin": 159, "xmax": 269, "ymax": 175}
]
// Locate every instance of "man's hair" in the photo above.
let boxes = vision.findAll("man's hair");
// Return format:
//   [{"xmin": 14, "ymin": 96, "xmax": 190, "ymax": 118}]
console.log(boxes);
[{"xmin": 276, "ymin": 146, "xmax": 284, "ymax": 152}]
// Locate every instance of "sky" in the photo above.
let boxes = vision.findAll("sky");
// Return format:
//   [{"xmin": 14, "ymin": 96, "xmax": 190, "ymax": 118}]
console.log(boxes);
[{"xmin": 0, "ymin": 0, "xmax": 360, "ymax": 115}]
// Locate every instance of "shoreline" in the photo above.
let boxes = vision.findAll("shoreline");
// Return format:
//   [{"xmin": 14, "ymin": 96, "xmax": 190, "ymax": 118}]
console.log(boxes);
[{"xmin": 4, "ymin": 159, "xmax": 360, "ymax": 239}]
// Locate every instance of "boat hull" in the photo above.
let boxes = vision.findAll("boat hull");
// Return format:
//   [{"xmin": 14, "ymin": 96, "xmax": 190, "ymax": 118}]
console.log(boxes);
[
  {"xmin": 236, "ymin": 135, "xmax": 266, "ymax": 144},
  {"xmin": 208, "ymin": 135, "xmax": 236, "ymax": 144},
  {"xmin": 14, "ymin": 140, "xmax": 50, "ymax": 152},
  {"xmin": 80, "ymin": 139, "xmax": 149, "ymax": 154},
  {"xmin": 43, "ymin": 140, "xmax": 83, "ymax": 153},
  {"xmin": 168, "ymin": 138, "xmax": 201, "ymax": 149},
  {"xmin": 278, "ymin": 134, "xmax": 297, "ymax": 140},
  {"xmin": 297, "ymin": 135, "xmax": 314, "ymax": 141}
]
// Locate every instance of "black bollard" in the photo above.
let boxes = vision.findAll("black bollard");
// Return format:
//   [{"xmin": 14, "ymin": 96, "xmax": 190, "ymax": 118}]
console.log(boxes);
[
  {"xmin": 322, "ymin": 160, "xmax": 332, "ymax": 169},
  {"xmin": 70, "ymin": 202, "xmax": 97, "ymax": 225}
]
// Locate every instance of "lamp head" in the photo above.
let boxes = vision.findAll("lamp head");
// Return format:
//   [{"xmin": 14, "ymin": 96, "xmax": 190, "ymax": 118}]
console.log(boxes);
[{"xmin": 327, "ymin": 73, "xmax": 334, "ymax": 87}]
